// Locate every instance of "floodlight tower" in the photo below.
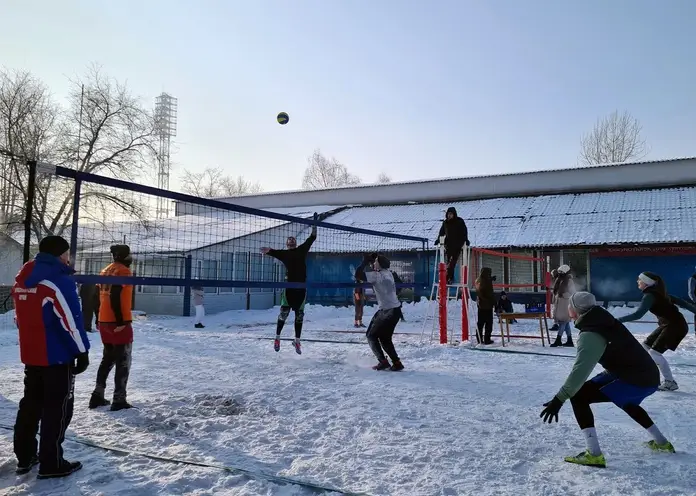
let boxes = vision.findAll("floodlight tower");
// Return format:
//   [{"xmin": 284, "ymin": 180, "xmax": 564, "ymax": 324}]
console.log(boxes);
[{"xmin": 154, "ymin": 92, "xmax": 178, "ymax": 218}]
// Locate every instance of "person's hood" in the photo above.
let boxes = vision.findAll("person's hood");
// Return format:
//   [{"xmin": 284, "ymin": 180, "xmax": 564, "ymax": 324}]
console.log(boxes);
[
  {"xmin": 18, "ymin": 252, "xmax": 75, "ymax": 288},
  {"xmin": 446, "ymin": 207, "xmax": 457, "ymax": 218},
  {"xmin": 479, "ymin": 267, "xmax": 492, "ymax": 279}
]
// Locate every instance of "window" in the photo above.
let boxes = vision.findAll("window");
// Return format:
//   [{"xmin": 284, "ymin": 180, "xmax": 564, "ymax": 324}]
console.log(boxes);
[
  {"xmin": 160, "ymin": 257, "xmax": 183, "ymax": 294},
  {"xmin": 249, "ymin": 252, "xmax": 263, "ymax": 293},
  {"xmin": 233, "ymin": 252, "xmax": 249, "ymax": 294},
  {"xmin": 196, "ymin": 259, "xmax": 219, "ymax": 294}
]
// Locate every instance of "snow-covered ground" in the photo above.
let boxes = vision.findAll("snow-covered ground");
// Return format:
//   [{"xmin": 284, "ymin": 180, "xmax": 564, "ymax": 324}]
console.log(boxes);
[{"xmin": 1, "ymin": 301, "xmax": 695, "ymax": 496}]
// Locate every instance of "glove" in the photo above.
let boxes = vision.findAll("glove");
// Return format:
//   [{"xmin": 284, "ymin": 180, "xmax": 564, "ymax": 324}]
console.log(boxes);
[
  {"xmin": 72, "ymin": 352, "xmax": 89, "ymax": 375},
  {"xmin": 465, "ymin": 239, "xmax": 470, "ymax": 246},
  {"xmin": 540, "ymin": 396, "xmax": 563, "ymax": 423}
]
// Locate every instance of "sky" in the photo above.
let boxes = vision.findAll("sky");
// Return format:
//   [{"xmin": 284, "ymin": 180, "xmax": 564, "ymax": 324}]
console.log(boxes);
[{"xmin": 3, "ymin": 0, "xmax": 696, "ymax": 194}]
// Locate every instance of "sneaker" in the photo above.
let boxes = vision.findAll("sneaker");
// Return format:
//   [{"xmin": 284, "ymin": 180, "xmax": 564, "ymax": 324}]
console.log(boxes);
[
  {"xmin": 273, "ymin": 337, "xmax": 281, "ymax": 352},
  {"xmin": 390, "ymin": 360, "xmax": 404, "ymax": 371},
  {"xmin": 644, "ymin": 440, "xmax": 676, "ymax": 453},
  {"xmin": 658, "ymin": 380, "xmax": 679, "ymax": 391},
  {"xmin": 88, "ymin": 393, "xmax": 111, "ymax": 409},
  {"xmin": 110, "ymin": 401, "xmax": 133, "ymax": 412},
  {"xmin": 372, "ymin": 359, "xmax": 391, "ymax": 371},
  {"xmin": 37, "ymin": 460, "xmax": 82, "ymax": 479},
  {"xmin": 194, "ymin": 323, "xmax": 204, "ymax": 329},
  {"xmin": 16, "ymin": 455, "xmax": 39, "ymax": 475},
  {"xmin": 292, "ymin": 340, "xmax": 302, "ymax": 355},
  {"xmin": 564, "ymin": 450, "xmax": 606, "ymax": 468}
]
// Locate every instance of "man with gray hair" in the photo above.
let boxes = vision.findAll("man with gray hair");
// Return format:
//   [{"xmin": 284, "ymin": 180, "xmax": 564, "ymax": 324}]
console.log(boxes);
[{"xmin": 540, "ymin": 291, "xmax": 674, "ymax": 468}]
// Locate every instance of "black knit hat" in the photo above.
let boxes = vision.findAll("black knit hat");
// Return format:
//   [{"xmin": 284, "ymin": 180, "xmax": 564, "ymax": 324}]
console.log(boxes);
[
  {"xmin": 39, "ymin": 235, "xmax": 70, "ymax": 257},
  {"xmin": 110, "ymin": 244, "xmax": 131, "ymax": 261}
]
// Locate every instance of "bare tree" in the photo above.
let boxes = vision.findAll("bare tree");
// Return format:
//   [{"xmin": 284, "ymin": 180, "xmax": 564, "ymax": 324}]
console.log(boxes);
[
  {"xmin": 302, "ymin": 149, "xmax": 361, "ymax": 190},
  {"xmin": 0, "ymin": 65, "xmax": 159, "ymax": 241},
  {"xmin": 179, "ymin": 166, "xmax": 262, "ymax": 197},
  {"xmin": 377, "ymin": 172, "xmax": 392, "ymax": 184},
  {"xmin": 579, "ymin": 110, "xmax": 648, "ymax": 166}
]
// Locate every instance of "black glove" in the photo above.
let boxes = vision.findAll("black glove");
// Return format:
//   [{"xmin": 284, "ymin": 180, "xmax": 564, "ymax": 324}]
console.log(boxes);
[
  {"xmin": 465, "ymin": 239, "xmax": 470, "ymax": 246},
  {"xmin": 72, "ymin": 352, "xmax": 89, "ymax": 375},
  {"xmin": 540, "ymin": 396, "xmax": 563, "ymax": 423}
]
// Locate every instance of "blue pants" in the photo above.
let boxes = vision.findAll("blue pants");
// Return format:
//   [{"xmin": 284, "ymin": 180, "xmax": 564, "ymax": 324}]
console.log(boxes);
[
  {"xmin": 555, "ymin": 321, "xmax": 571, "ymax": 340},
  {"xmin": 590, "ymin": 372, "xmax": 657, "ymax": 408}
]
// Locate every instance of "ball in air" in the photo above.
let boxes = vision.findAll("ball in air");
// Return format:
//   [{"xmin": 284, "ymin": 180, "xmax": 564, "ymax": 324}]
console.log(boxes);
[{"xmin": 277, "ymin": 112, "xmax": 289, "ymax": 125}]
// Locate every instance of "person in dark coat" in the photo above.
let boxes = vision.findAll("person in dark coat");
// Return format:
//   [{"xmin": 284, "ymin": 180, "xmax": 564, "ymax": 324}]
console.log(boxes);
[
  {"xmin": 618, "ymin": 272, "xmax": 690, "ymax": 391},
  {"xmin": 354, "ymin": 264, "xmax": 366, "ymax": 328},
  {"xmin": 540, "ymin": 291, "xmax": 672, "ymax": 468},
  {"xmin": 475, "ymin": 267, "xmax": 495, "ymax": 344},
  {"xmin": 495, "ymin": 291, "xmax": 516, "ymax": 323},
  {"xmin": 689, "ymin": 268, "xmax": 696, "ymax": 303},
  {"xmin": 434, "ymin": 207, "xmax": 469, "ymax": 285},
  {"xmin": 79, "ymin": 283, "xmax": 100, "ymax": 333}
]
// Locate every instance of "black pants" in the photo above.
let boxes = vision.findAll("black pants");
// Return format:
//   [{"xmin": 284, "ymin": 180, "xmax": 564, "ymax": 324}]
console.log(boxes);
[
  {"xmin": 14, "ymin": 364, "xmax": 75, "ymax": 470},
  {"xmin": 94, "ymin": 343, "xmax": 132, "ymax": 402},
  {"xmin": 80, "ymin": 284, "xmax": 100, "ymax": 332},
  {"xmin": 477, "ymin": 308, "xmax": 494, "ymax": 342},
  {"xmin": 445, "ymin": 245, "xmax": 463, "ymax": 283},
  {"xmin": 366, "ymin": 307, "xmax": 402, "ymax": 363},
  {"xmin": 570, "ymin": 380, "xmax": 655, "ymax": 430},
  {"xmin": 354, "ymin": 289, "xmax": 365, "ymax": 322},
  {"xmin": 278, "ymin": 288, "xmax": 307, "ymax": 339}
]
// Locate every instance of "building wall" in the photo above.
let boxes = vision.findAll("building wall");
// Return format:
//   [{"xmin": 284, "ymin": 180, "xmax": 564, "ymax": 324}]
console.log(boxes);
[
  {"xmin": 0, "ymin": 239, "xmax": 23, "ymax": 285},
  {"xmin": 589, "ymin": 246, "xmax": 696, "ymax": 302},
  {"xmin": 133, "ymin": 291, "xmax": 278, "ymax": 316}
]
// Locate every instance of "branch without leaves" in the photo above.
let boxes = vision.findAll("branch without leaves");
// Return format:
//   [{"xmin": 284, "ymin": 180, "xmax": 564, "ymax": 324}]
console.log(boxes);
[
  {"xmin": 302, "ymin": 149, "xmax": 361, "ymax": 190},
  {"xmin": 579, "ymin": 110, "xmax": 648, "ymax": 166},
  {"xmin": 179, "ymin": 166, "xmax": 263, "ymax": 197}
]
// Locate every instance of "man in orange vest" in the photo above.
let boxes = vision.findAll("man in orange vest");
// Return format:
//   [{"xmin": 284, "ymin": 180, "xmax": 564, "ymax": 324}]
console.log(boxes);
[{"xmin": 89, "ymin": 244, "xmax": 134, "ymax": 411}]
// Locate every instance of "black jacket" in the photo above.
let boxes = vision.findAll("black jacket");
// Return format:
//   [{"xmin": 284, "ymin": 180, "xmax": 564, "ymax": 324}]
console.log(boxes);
[
  {"xmin": 267, "ymin": 234, "xmax": 316, "ymax": 283},
  {"xmin": 435, "ymin": 207, "xmax": 469, "ymax": 248},
  {"xmin": 475, "ymin": 267, "xmax": 495, "ymax": 310},
  {"xmin": 575, "ymin": 306, "xmax": 659, "ymax": 388}
]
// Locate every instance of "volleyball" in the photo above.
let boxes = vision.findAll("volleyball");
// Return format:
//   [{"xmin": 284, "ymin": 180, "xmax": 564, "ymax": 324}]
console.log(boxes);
[{"xmin": 277, "ymin": 112, "xmax": 289, "ymax": 125}]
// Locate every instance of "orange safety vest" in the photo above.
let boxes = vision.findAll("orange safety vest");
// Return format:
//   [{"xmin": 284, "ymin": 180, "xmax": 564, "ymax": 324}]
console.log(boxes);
[{"xmin": 97, "ymin": 262, "xmax": 133, "ymax": 323}]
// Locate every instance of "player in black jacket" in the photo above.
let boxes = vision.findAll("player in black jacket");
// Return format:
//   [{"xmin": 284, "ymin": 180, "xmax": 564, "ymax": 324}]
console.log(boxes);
[
  {"xmin": 261, "ymin": 220, "xmax": 317, "ymax": 355},
  {"xmin": 434, "ymin": 207, "xmax": 469, "ymax": 284}
]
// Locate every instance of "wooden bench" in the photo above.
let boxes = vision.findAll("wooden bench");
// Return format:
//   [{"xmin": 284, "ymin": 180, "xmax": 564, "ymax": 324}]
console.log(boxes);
[{"xmin": 497, "ymin": 312, "xmax": 550, "ymax": 347}]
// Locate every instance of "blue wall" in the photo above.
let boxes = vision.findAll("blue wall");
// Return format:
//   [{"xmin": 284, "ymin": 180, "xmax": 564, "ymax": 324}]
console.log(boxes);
[
  {"xmin": 590, "ymin": 249, "xmax": 696, "ymax": 302},
  {"xmin": 306, "ymin": 251, "xmax": 431, "ymax": 305}
]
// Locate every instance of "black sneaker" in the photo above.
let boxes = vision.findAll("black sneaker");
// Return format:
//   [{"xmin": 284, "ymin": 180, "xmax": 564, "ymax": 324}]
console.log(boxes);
[
  {"xmin": 16, "ymin": 455, "xmax": 39, "ymax": 475},
  {"xmin": 372, "ymin": 359, "xmax": 391, "ymax": 371},
  {"xmin": 194, "ymin": 323, "xmax": 204, "ymax": 328},
  {"xmin": 390, "ymin": 360, "xmax": 405, "ymax": 371},
  {"xmin": 88, "ymin": 393, "xmax": 111, "ymax": 409},
  {"xmin": 110, "ymin": 401, "xmax": 133, "ymax": 412},
  {"xmin": 37, "ymin": 460, "xmax": 82, "ymax": 480}
]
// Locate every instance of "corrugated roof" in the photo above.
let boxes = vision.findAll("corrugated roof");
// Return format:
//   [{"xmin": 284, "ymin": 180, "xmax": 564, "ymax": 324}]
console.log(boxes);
[{"xmin": 317, "ymin": 186, "xmax": 696, "ymax": 249}]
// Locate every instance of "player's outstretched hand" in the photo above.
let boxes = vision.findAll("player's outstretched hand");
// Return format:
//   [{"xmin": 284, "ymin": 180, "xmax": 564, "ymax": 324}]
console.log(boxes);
[
  {"xmin": 260, "ymin": 247, "xmax": 270, "ymax": 254},
  {"xmin": 540, "ymin": 397, "xmax": 563, "ymax": 423}
]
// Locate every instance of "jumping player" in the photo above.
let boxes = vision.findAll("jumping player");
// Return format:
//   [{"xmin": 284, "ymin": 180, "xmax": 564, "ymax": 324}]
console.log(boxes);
[
  {"xmin": 356, "ymin": 253, "xmax": 404, "ymax": 371},
  {"xmin": 618, "ymin": 272, "xmax": 688, "ymax": 391},
  {"xmin": 540, "ymin": 291, "xmax": 674, "ymax": 468},
  {"xmin": 261, "ymin": 219, "xmax": 317, "ymax": 355}
]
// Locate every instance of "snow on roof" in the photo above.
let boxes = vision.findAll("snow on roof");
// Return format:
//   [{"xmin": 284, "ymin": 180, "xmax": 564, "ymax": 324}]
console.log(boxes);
[
  {"xmin": 76, "ymin": 205, "xmax": 342, "ymax": 255},
  {"xmin": 315, "ymin": 186, "xmax": 696, "ymax": 249}
]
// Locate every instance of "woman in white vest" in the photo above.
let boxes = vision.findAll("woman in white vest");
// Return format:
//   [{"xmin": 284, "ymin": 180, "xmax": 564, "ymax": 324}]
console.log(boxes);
[{"xmin": 192, "ymin": 286, "xmax": 205, "ymax": 329}]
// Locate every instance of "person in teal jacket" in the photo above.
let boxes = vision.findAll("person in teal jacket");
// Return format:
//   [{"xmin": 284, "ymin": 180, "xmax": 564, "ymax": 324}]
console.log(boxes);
[
  {"xmin": 540, "ymin": 291, "xmax": 674, "ymax": 468},
  {"xmin": 618, "ymin": 271, "xmax": 695, "ymax": 391}
]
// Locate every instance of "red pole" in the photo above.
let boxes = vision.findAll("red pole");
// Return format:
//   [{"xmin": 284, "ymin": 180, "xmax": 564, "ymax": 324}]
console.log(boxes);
[
  {"xmin": 461, "ymin": 263, "xmax": 469, "ymax": 342},
  {"xmin": 438, "ymin": 262, "xmax": 447, "ymax": 344}
]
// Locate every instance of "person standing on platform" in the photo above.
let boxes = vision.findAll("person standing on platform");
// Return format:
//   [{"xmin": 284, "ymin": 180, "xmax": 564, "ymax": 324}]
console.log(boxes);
[{"xmin": 434, "ymin": 207, "xmax": 469, "ymax": 285}]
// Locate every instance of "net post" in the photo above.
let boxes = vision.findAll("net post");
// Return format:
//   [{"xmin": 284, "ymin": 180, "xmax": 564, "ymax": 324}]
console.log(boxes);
[
  {"xmin": 438, "ymin": 261, "xmax": 447, "ymax": 344},
  {"xmin": 183, "ymin": 255, "xmax": 192, "ymax": 317},
  {"xmin": 69, "ymin": 178, "xmax": 82, "ymax": 264},
  {"xmin": 461, "ymin": 245, "xmax": 470, "ymax": 342},
  {"xmin": 545, "ymin": 256, "xmax": 552, "ymax": 318},
  {"xmin": 23, "ymin": 160, "xmax": 38, "ymax": 264}
]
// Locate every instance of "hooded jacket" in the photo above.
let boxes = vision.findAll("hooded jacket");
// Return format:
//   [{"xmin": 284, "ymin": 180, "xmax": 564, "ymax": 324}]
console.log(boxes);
[
  {"xmin": 475, "ymin": 267, "xmax": 495, "ymax": 310},
  {"xmin": 12, "ymin": 253, "xmax": 90, "ymax": 366},
  {"xmin": 689, "ymin": 271, "xmax": 696, "ymax": 303},
  {"xmin": 435, "ymin": 207, "xmax": 469, "ymax": 249}
]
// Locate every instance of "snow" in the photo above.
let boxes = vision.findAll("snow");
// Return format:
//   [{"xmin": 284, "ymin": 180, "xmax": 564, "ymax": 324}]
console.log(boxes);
[{"xmin": 1, "ymin": 302, "xmax": 696, "ymax": 495}]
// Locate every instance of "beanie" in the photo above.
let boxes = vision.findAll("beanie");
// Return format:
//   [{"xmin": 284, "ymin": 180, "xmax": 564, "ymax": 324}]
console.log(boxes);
[
  {"xmin": 569, "ymin": 291, "xmax": 596, "ymax": 315},
  {"xmin": 38, "ymin": 235, "xmax": 70, "ymax": 258},
  {"xmin": 110, "ymin": 244, "xmax": 131, "ymax": 261},
  {"xmin": 558, "ymin": 264, "xmax": 570, "ymax": 274},
  {"xmin": 638, "ymin": 272, "xmax": 657, "ymax": 286}
]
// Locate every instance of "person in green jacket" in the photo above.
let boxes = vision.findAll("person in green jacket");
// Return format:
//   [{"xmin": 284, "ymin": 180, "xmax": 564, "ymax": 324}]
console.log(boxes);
[
  {"xmin": 540, "ymin": 291, "xmax": 674, "ymax": 468},
  {"xmin": 618, "ymin": 271, "xmax": 694, "ymax": 391}
]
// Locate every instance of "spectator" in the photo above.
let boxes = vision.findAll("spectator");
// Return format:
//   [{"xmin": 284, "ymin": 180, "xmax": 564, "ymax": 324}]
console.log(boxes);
[
  {"xmin": 434, "ymin": 207, "xmax": 470, "ymax": 285},
  {"xmin": 192, "ymin": 285, "xmax": 205, "ymax": 328},
  {"xmin": 475, "ymin": 267, "xmax": 495, "ymax": 344},
  {"xmin": 495, "ymin": 291, "xmax": 516, "ymax": 323},
  {"xmin": 551, "ymin": 265, "xmax": 575, "ymax": 347}
]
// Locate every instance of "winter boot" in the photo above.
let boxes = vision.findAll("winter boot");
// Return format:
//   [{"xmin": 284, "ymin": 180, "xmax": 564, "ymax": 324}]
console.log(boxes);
[
  {"xmin": 390, "ymin": 360, "xmax": 404, "ymax": 371},
  {"xmin": 88, "ymin": 392, "xmax": 111, "ymax": 409},
  {"xmin": 563, "ymin": 337, "xmax": 574, "ymax": 347},
  {"xmin": 110, "ymin": 401, "xmax": 133, "ymax": 412},
  {"xmin": 194, "ymin": 323, "xmax": 204, "ymax": 329},
  {"xmin": 550, "ymin": 336, "xmax": 563, "ymax": 347},
  {"xmin": 372, "ymin": 359, "xmax": 391, "ymax": 371},
  {"xmin": 658, "ymin": 380, "xmax": 679, "ymax": 391},
  {"xmin": 37, "ymin": 460, "xmax": 83, "ymax": 479},
  {"xmin": 15, "ymin": 455, "xmax": 39, "ymax": 475}
]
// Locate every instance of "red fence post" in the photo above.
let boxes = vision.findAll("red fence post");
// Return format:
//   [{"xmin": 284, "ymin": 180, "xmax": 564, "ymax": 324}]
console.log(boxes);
[
  {"xmin": 439, "ymin": 262, "xmax": 447, "ymax": 344},
  {"xmin": 461, "ymin": 261, "xmax": 469, "ymax": 342}
]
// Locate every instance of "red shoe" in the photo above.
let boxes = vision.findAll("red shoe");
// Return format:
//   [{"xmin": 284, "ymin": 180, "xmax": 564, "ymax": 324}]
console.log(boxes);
[{"xmin": 372, "ymin": 359, "xmax": 391, "ymax": 370}]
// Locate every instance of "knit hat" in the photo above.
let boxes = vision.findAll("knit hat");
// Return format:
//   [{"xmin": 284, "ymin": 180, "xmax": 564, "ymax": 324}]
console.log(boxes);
[
  {"xmin": 638, "ymin": 272, "xmax": 657, "ymax": 286},
  {"xmin": 569, "ymin": 291, "xmax": 596, "ymax": 315},
  {"xmin": 110, "ymin": 244, "xmax": 131, "ymax": 261},
  {"xmin": 38, "ymin": 235, "xmax": 70, "ymax": 257},
  {"xmin": 557, "ymin": 264, "xmax": 570, "ymax": 274}
]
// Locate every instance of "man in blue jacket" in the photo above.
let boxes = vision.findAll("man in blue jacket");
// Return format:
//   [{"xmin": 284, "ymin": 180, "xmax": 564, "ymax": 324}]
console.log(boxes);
[{"xmin": 12, "ymin": 235, "xmax": 90, "ymax": 479}]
